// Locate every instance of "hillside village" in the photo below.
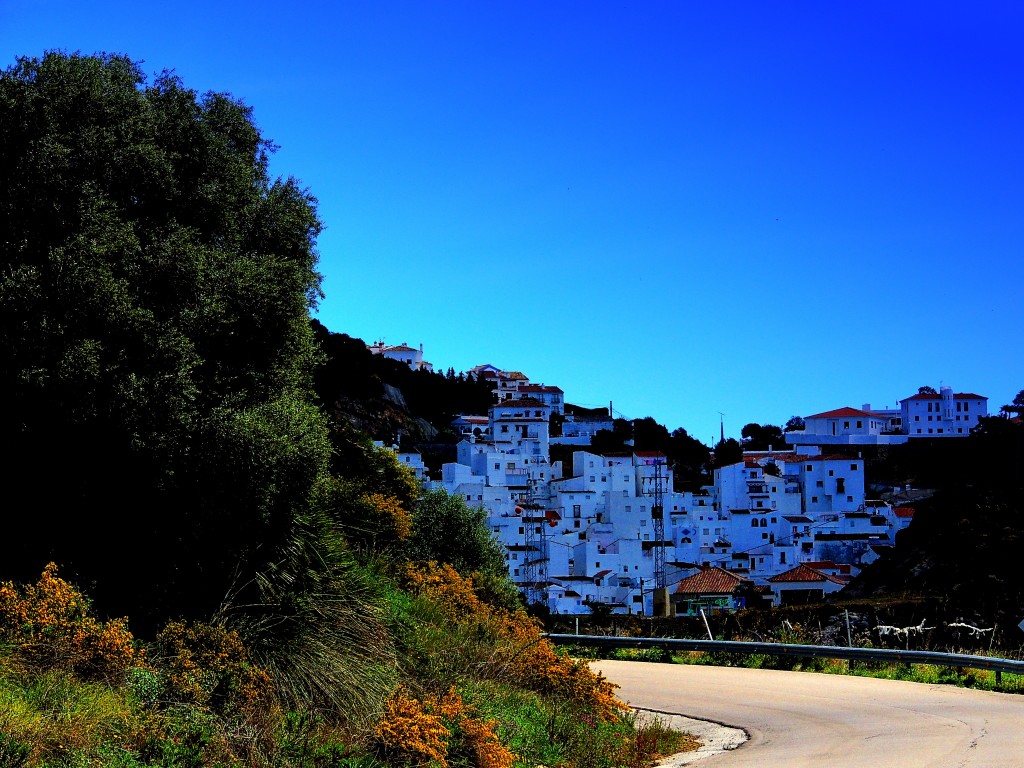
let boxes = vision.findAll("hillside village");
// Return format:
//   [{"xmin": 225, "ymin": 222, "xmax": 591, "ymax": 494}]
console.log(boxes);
[{"xmin": 371, "ymin": 342, "xmax": 992, "ymax": 617}]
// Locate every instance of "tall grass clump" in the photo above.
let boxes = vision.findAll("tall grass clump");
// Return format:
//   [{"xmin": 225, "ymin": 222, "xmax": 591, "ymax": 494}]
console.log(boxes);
[{"xmin": 214, "ymin": 508, "xmax": 398, "ymax": 732}]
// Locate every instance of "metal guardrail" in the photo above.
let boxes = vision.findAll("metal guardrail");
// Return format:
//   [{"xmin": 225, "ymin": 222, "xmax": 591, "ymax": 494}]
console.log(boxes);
[{"xmin": 545, "ymin": 633, "xmax": 1024, "ymax": 683}]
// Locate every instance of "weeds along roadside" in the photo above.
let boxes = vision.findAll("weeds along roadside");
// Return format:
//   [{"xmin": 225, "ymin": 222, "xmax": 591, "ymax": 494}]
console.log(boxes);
[{"xmin": 0, "ymin": 563, "xmax": 698, "ymax": 768}]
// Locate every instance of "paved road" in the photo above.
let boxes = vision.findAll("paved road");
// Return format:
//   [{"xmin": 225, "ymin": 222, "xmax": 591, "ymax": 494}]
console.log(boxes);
[{"xmin": 593, "ymin": 660, "xmax": 1024, "ymax": 767}]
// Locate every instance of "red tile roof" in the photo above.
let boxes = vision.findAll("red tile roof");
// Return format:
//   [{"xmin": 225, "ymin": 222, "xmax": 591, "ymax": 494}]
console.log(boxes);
[
  {"xmin": 674, "ymin": 567, "xmax": 751, "ymax": 595},
  {"xmin": 593, "ymin": 570, "xmax": 613, "ymax": 579},
  {"xmin": 767, "ymin": 564, "xmax": 844, "ymax": 584},
  {"xmin": 805, "ymin": 407, "xmax": 877, "ymax": 419},
  {"xmin": 893, "ymin": 506, "xmax": 915, "ymax": 518},
  {"xmin": 519, "ymin": 384, "xmax": 564, "ymax": 393}
]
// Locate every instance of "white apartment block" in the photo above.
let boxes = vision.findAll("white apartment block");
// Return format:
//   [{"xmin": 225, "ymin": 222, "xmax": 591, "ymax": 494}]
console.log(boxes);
[{"xmin": 900, "ymin": 387, "xmax": 988, "ymax": 437}]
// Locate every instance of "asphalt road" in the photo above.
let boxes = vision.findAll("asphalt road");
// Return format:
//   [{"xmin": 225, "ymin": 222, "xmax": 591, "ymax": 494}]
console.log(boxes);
[{"xmin": 592, "ymin": 660, "xmax": 1024, "ymax": 767}]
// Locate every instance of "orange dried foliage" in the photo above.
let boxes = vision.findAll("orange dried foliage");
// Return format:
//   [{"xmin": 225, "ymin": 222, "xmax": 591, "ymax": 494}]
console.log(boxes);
[
  {"xmin": 401, "ymin": 562, "xmax": 627, "ymax": 722},
  {"xmin": 0, "ymin": 563, "xmax": 140, "ymax": 683}
]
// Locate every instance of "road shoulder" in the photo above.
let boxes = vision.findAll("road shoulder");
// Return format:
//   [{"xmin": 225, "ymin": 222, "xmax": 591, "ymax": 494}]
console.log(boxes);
[{"xmin": 634, "ymin": 708, "xmax": 748, "ymax": 766}]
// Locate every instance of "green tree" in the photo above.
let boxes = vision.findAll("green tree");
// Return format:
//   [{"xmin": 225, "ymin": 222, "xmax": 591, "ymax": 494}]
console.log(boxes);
[
  {"xmin": 740, "ymin": 422, "xmax": 788, "ymax": 451},
  {"xmin": 712, "ymin": 438, "xmax": 743, "ymax": 468},
  {"xmin": 0, "ymin": 52, "xmax": 326, "ymax": 629},
  {"xmin": 406, "ymin": 488, "xmax": 519, "ymax": 608},
  {"xmin": 1000, "ymin": 389, "xmax": 1024, "ymax": 419},
  {"xmin": 784, "ymin": 415, "xmax": 806, "ymax": 432}
]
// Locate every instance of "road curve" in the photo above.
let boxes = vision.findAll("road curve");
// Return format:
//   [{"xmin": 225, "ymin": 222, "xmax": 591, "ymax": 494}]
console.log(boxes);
[{"xmin": 593, "ymin": 660, "xmax": 1024, "ymax": 767}]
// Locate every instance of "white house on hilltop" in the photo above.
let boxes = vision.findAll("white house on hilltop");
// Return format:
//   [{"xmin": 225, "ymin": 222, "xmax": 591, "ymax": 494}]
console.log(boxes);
[
  {"xmin": 366, "ymin": 340, "xmax": 433, "ymax": 372},
  {"xmin": 787, "ymin": 386, "xmax": 987, "ymax": 447}
]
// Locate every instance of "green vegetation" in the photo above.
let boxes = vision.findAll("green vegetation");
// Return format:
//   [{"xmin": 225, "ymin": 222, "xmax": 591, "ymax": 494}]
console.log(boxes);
[{"xmin": 0, "ymin": 51, "xmax": 695, "ymax": 766}]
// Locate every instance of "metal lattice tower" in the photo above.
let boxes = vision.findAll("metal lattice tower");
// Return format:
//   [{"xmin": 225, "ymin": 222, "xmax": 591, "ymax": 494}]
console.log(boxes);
[
  {"xmin": 651, "ymin": 458, "xmax": 667, "ymax": 590},
  {"xmin": 520, "ymin": 479, "xmax": 547, "ymax": 606}
]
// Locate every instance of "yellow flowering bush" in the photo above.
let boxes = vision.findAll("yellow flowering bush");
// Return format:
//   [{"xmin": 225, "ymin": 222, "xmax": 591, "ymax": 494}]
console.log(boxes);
[
  {"xmin": 375, "ymin": 685, "xmax": 516, "ymax": 768},
  {"xmin": 401, "ymin": 562, "xmax": 627, "ymax": 722},
  {"xmin": 362, "ymin": 491, "xmax": 414, "ymax": 542},
  {"xmin": 0, "ymin": 563, "xmax": 140, "ymax": 683},
  {"xmin": 154, "ymin": 621, "xmax": 277, "ymax": 720},
  {"xmin": 375, "ymin": 687, "xmax": 451, "ymax": 766}
]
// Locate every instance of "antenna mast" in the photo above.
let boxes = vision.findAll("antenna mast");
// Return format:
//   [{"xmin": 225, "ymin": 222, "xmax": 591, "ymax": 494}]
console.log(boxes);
[{"xmin": 651, "ymin": 457, "xmax": 667, "ymax": 590}]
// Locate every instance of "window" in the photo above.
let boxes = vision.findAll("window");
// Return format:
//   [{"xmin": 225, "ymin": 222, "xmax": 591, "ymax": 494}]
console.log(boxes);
[
  {"xmin": 850, "ymin": 463, "xmax": 857, "ymax": 470},
  {"xmin": 625, "ymin": 505, "xmax": 632, "ymax": 512},
  {"xmin": 856, "ymin": 420, "xmax": 863, "ymax": 428},
  {"xmin": 806, "ymin": 464, "xmax": 813, "ymax": 471},
  {"xmin": 574, "ymin": 520, "xmax": 580, "ymax": 528},
  {"xmin": 811, "ymin": 496, "xmax": 818, "ymax": 503},
  {"xmin": 847, "ymin": 495, "xmax": 854, "ymax": 502},
  {"xmin": 828, "ymin": 469, "xmax": 834, "ymax": 476},
  {"xmin": 573, "ymin": 505, "xmax": 581, "ymax": 517},
  {"xmin": 762, "ymin": 532, "xmax": 768, "ymax": 539},
  {"xmin": 844, "ymin": 421, "xmax": 850, "ymax": 429},
  {"xmin": 640, "ymin": 519, "xmax": 647, "ymax": 527},
  {"xmin": 494, "ymin": 463, "xmax": 500, "ymax": 470},
  {"xmin": 816, "ymin": 480, "xmax": 824, "ymax": 488},
  {"xmin": 756, "ymin": 501, "xmax": 764, "ymax": 508},
  {"xmin": 501, "ymin": 425, "xmax": 509, "ymax": 432}
]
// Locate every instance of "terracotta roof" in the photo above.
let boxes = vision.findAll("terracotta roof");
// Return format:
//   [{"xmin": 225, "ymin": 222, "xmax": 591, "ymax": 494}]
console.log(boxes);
[
  {"xmin": 767, "ymin": 564, "xmax": 844, "ymax": 584},
  {"xmin": 805, "ymin": 407, "xmax": 877, "ymax": 419},
  {"xmin": 593, "ymin": 570, "xmax": 613, "ymax": 579},
  {"xmin": 634, "ymin": 451, "xmax": 667, "ymax": 458},
  {"xmin": 519, "ymin": 384, "xmax": 564, "ymax": 393},
  {"xmin": 386, "ymin": 344, "xmax": 416, "ymax": 352},
  {"xmin": 893, "ymin": 506, "xmax": 915, "ymax": 518},
  {"xmin": 803, "ymin": 560, "xmax": 852, "ymax": 575},
  {"xmin": 783, "ymin": 515, "xmax": 813, "ymax": 523},
  {"xmin": 674, "ymin": 567, "xmax": 751, "ymax": 595}
]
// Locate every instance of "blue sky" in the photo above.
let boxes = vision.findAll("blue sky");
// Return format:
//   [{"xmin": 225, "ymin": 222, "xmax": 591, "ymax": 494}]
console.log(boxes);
[{"xmin": 4, "ymin": 2, "xmax": 1022, "ymax": 445}]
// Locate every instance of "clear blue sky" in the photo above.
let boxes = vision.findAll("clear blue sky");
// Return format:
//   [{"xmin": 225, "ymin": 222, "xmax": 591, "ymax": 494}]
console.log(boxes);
[{"xmin": 4, "ymin": 1, "xmax": 1022, "ymax": 445}]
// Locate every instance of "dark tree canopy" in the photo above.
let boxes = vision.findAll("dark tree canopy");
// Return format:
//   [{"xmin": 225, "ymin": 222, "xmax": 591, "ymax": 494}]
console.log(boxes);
[
  {"xmin": 740, "ymin": 422, "xmax": 788, "ymax": 451},
  {"xmin": 712, "ymin": 437, "xmax": 743, "ymax": 468},
  {"xmin": 0, "ymin": 52, "xmax": 326, "ymax": 628},
  {"xmin": 784, "ymin": 415, "xmax": 806, "ymax": 432}
]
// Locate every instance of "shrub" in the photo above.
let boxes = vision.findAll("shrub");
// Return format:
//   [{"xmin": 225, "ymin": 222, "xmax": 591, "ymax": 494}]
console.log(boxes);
[
  {"xmin": 400, "ymin": 562, "xmax": 627, "ymax": 722},
  {"xmin": 0, "ymin": 563, "xmax": 140, "ymax": 684}
]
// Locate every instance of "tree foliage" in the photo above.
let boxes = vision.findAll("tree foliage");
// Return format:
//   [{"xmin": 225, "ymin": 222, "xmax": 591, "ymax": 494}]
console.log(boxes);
[
  {"xmin": 740, "ymin": 422, "xmax": 788, "ymax": 451},
  {"xmin": 0, "ymin": 52, "xmax": 325, "ymax": 629}
]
